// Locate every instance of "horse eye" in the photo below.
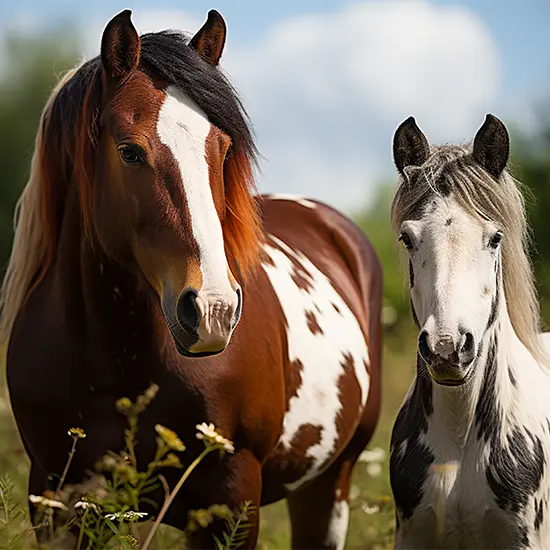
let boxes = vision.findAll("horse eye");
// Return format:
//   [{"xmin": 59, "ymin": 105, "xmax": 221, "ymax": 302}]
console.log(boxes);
[
  {"xmin": 399, "ymin": 232, "xmax": 413, "ymax": 250},
  {"xmin": 118, "ymin": 145, "xmax": 143, "ymax": 165},
  {"xmin": 489, "ymin": 231, "xmax": 503, "ymax": 249}
]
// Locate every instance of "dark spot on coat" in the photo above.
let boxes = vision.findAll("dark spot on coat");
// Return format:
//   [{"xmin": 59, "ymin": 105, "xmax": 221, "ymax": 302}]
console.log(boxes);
[
  {"xmin": 535, "ymin": 499, "xmax": 545, "ymax": 531},
  {"xmin": 519, "ymin": 525, "xmax": 529, "ymax": 546},
  {"xmin": 261, "ymin": 249, "xmax": 276, "ymax": 267},
  {"xmin": 476, "ymin": 337, "xmax": 546, "ymax": 515},
  {"xmin": 508, "ymin": 366, "xmax": 517, "ymax": 387},
  {"xmin": 291, "ymin": 265, "xmax": 314, "ymax": 293},
  {"xmin": 332, "ymin": 302, "xmax": 341, "ymax": 315},
  {"xmin": 305, "ymin": 310, "xmax": 323, "ymax": 335},
  {"xmin": 486, "ymin": 282, "xmax": 500, "ymax": 330},
  {"xmin": 445, "ymin": 218, "xmax": 452, "ymax": 226},
  {"xmin": 486, "ymin": 428, "xmax": 545, "ymax": 514},
  {"xmin": 285, "ymin": 359, "xmax": 304, "ymax": 407},
  {"xmin": 333, "ymin": 352, "xmax": 362, "ymax": 461},
  {"xmin": 266, "ymin": 423, "xmax": 323, "ymax": 487},
  {"xmin": 390, "ymin": 357, "xmax": 434, "ymax": 521}
]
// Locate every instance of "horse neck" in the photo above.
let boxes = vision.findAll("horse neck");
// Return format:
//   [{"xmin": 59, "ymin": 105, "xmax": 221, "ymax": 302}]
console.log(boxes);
[
  {"xmin": 53, "ymin": 187, "xmax": 167, "ymax": 361},
  {"xmin": 425, "ymin": 283, "xmax": 530, "ymax": 449}
]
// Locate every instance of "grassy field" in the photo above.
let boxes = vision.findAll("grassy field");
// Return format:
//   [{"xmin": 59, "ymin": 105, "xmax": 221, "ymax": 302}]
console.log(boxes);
[{"xmin": 0, "ymin": 325, "xmax": 416, "ymax": 549}]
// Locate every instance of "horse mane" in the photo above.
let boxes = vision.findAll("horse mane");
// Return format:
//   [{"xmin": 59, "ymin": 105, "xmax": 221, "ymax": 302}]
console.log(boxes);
[
  {"xmin": 390, "ymin": 144, "xmax": 547, "ymax": 365},
  {"xmin": 0, "ymin": 30, "xmax": 262, "ymax": 343}
]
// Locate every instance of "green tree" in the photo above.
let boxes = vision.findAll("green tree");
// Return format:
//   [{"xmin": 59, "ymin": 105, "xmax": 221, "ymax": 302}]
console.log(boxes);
[{"xmin": 511, "ymin": 102, "xmax": 550, "ymax": 321}]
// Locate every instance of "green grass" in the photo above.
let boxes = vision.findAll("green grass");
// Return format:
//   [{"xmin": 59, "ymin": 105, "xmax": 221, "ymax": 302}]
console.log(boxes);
[{"xmin": 0, "ymin": 325, "xmax": 417, "ymax": 549}]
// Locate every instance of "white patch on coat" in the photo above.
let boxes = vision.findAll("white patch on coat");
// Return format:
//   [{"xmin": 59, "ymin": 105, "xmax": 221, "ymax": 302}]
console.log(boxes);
[
  {"xmin": 266, "ymin": 193, "xmax": 317, "ymax": 209},
  {"xmin": 325, "ymin": 500, "xmax": 349, "ymax": 550},
  {"xmin": 262, "ymin": 234, "xmax": 370, "ymax": 491},
  {"xmin": 156, "ymin": 86, "xmax": 238, "ymax": 349}
]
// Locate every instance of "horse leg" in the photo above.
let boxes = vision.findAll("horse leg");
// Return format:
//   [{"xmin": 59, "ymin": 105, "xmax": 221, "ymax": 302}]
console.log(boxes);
[
  {"xmin": 183, "ymin": 449, "xmax": 262, "ymax": 550},
  {"xmin": 287, "ymin": 391, "xmax": 379, "ymax": 550},
  {"xmin": 286, "ymin": 458, "xmax": 355, "ymax": 550}
]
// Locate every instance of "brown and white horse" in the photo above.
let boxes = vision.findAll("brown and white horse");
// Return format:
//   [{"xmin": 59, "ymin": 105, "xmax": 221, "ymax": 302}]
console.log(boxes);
[{"xmin": 2, "ymin": 10, "xmax": 382, "ymax": 549}]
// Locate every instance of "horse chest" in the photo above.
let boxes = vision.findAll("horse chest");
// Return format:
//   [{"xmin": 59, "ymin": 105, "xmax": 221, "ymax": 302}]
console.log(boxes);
[
  {"xmin": 394, "ymin": 435, "xmax": 549, "ymax": 549},
  {"xmin": 261, "ymin": 235, "xmax": 370, "ymax": 491}
]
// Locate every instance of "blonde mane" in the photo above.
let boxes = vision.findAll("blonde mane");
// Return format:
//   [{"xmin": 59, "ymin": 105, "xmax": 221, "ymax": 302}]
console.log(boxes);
[
  {"xmin": 0, "ymin": 68, "xmax": 78, "ymax": 344},
  {"xmin": 391, "ymin": 144, "xmax": 547, "ymax": 365}
]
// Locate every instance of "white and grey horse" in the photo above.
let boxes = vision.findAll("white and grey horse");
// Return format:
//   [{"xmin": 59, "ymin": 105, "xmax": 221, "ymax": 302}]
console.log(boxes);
[{"xmin": 389, "ymin": 114, "xmax": 550, "ymax": 549}]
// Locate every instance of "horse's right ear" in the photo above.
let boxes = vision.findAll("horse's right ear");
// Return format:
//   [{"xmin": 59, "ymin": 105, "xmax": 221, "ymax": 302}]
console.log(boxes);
[
  {"xmin": 393, "ymin": 117, "xmax": 430, "ymax": 175},
  {"xmin": 101, "ymin": 10, "xmax": 140, "ymax": 83},
  {"xmin": 472, "ymin": 114, "xmax": 509, "ymax": 179}
]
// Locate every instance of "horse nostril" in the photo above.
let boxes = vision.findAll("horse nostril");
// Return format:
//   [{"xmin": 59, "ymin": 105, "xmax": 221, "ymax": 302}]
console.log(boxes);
[
  {"xmin": 418, "ymin": 330, "xmax": 430, "ymax": 358},
  {"xmin": 460, "ymin": 332, "xmax": 475, "ymax": 361},
  {"xmin": 233, "ymin": 287, "xmax": 243, "ymax": 327},
  {"xmin": 176, "ymin": 288, "xmax": 199, "ymax": 334}
]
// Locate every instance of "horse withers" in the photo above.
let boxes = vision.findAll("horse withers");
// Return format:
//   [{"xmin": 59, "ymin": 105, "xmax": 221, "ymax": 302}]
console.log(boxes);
[
  {"xmin": 390, "ymin": 114, "xmax": 550, "ymax": 549},
  {"xmin": 2, "ymin": 9, "xmax": 382, "ymax": 549}
]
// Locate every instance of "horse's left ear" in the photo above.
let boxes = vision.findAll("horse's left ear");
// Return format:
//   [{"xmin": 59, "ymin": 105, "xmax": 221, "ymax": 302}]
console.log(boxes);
[
  {"xmin": 473, "ymin": 114, "xmax": 510, "ymax": 179},
  {"xmin": 189, "ymin": 10, "xmax": 227, "ymax": 66},
  {"xmin": 393, "ymin": 116, "xmax": 430, "ymax": 175},
  {"xmin": 101, "ymin": 10, "xmax": 141, "ymax": 83}
]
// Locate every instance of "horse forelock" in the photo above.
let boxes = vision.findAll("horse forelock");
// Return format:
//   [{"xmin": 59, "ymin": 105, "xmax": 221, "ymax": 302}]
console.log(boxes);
[{"xmin": 0, "ymin": 30, "xmax": 263, "ymax": 342}]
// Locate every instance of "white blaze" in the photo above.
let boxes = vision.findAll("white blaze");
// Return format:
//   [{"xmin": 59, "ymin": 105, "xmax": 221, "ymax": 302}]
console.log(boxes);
[{"xmin": 156, "ymin": 85, "xmax": 233, "ymax": 297}]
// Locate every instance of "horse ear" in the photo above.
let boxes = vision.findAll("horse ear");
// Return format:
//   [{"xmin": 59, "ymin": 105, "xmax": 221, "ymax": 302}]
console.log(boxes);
[
  {"xmin": 101, "ymin": 10, "xmax": 140, "ymax": 82},
  {"xmin": 472, "ymin": 114, "xmax": 510, "ymax": 179},
  {"xmin": 189, "ymin": 10, "xmax": 227, "ymax": 66},
  {"xmin": 393, "ymin": 117, "xmax": 430, "ymax": 175}
]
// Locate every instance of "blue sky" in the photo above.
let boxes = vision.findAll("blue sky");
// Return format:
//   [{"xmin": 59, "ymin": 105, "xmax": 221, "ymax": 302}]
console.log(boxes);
[
  {"xmin": 1, "ymin": 0, "xmax": 548, "ymax": 211},
  {"xmin": 2, "ymin": 0, "xmax": 548, "ymax": 101}
]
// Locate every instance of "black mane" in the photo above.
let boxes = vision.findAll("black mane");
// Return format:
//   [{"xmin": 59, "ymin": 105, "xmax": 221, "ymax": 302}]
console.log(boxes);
[{"xmin": 54, "ymin": 30, "xmax": 257, "ymax": 163}]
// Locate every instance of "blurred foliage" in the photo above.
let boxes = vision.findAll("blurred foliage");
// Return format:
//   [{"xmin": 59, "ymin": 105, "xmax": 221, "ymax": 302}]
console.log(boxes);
[
  {"xmin": 511, "ymin": 109, "xmax": 550, "ymax": 322},
  {"xmin": 0, "ymin": 29, "xmax": 78, "ymax": 266},
  {"xmin": 354, "ymin": 183, "xmax": 408, "ymax": 325}
]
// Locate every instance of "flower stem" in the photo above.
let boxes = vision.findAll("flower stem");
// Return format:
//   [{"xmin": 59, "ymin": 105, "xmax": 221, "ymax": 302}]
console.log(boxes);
[
  {"xmin": 140, "ymin": 447, "xmax": 213, "ymax": 550},
  {"xmin": 56, "ymin": 437, "xmax": 78, "ymax": 497}
]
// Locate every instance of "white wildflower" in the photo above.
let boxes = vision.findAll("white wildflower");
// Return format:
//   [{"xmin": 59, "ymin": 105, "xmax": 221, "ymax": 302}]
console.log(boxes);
[
  {"xmin": 367, "ymin": 462, "xmax": 383, "ymax": 477},
  {"xmin": 358, "ymin": 447, "xmax": 386, "ymax": 464},
  {"xmin": 196, "ymin": 422, "xmax": 235, "ymax": 453},
  {"xmin": 29, "ymin": 495, "xmax": 67, "ymax": 510},
  {"xmin": 105, "ymin": 511, "xmax": 148, "ymax": 521},
  {"xmin": 361, "ymin": 503, "xmax": 380, "ymax": 515},
  {"xmin": 75, "ymin": 501, "xmax": 98, "ymax": 512}
]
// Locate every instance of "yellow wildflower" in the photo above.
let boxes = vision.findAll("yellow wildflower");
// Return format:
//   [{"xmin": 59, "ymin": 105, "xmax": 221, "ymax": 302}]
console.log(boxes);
[
  {"xmin": 155, "ymin": 424, "xmax": 185, "ymax": 452},
  {"xmin": 115, "ymin": 397, "xmax": 133, "ymax": 413},
  {"xmin": 68, "ymin": 427, "xmax": 86, "ymax": 439}
]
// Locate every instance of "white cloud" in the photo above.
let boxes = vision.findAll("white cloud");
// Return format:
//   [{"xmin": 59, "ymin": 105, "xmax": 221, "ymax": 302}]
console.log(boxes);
[
  {"xmin": 1, "ymin": 1, "xmax": 500, "ymax": 212},
  {"xmin": 223, "ymin": 0, "xmax": 500, "ymax": 211}
]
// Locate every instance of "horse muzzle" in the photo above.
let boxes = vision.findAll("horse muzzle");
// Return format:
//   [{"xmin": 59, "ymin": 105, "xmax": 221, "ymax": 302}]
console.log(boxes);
[
  {"xmin": 418, "ymin": 329, "xmax": 476, "ymax": 386},
  {"xmin": 165, "ymin": 286, "xmax": 242, "ymax": 357}
]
